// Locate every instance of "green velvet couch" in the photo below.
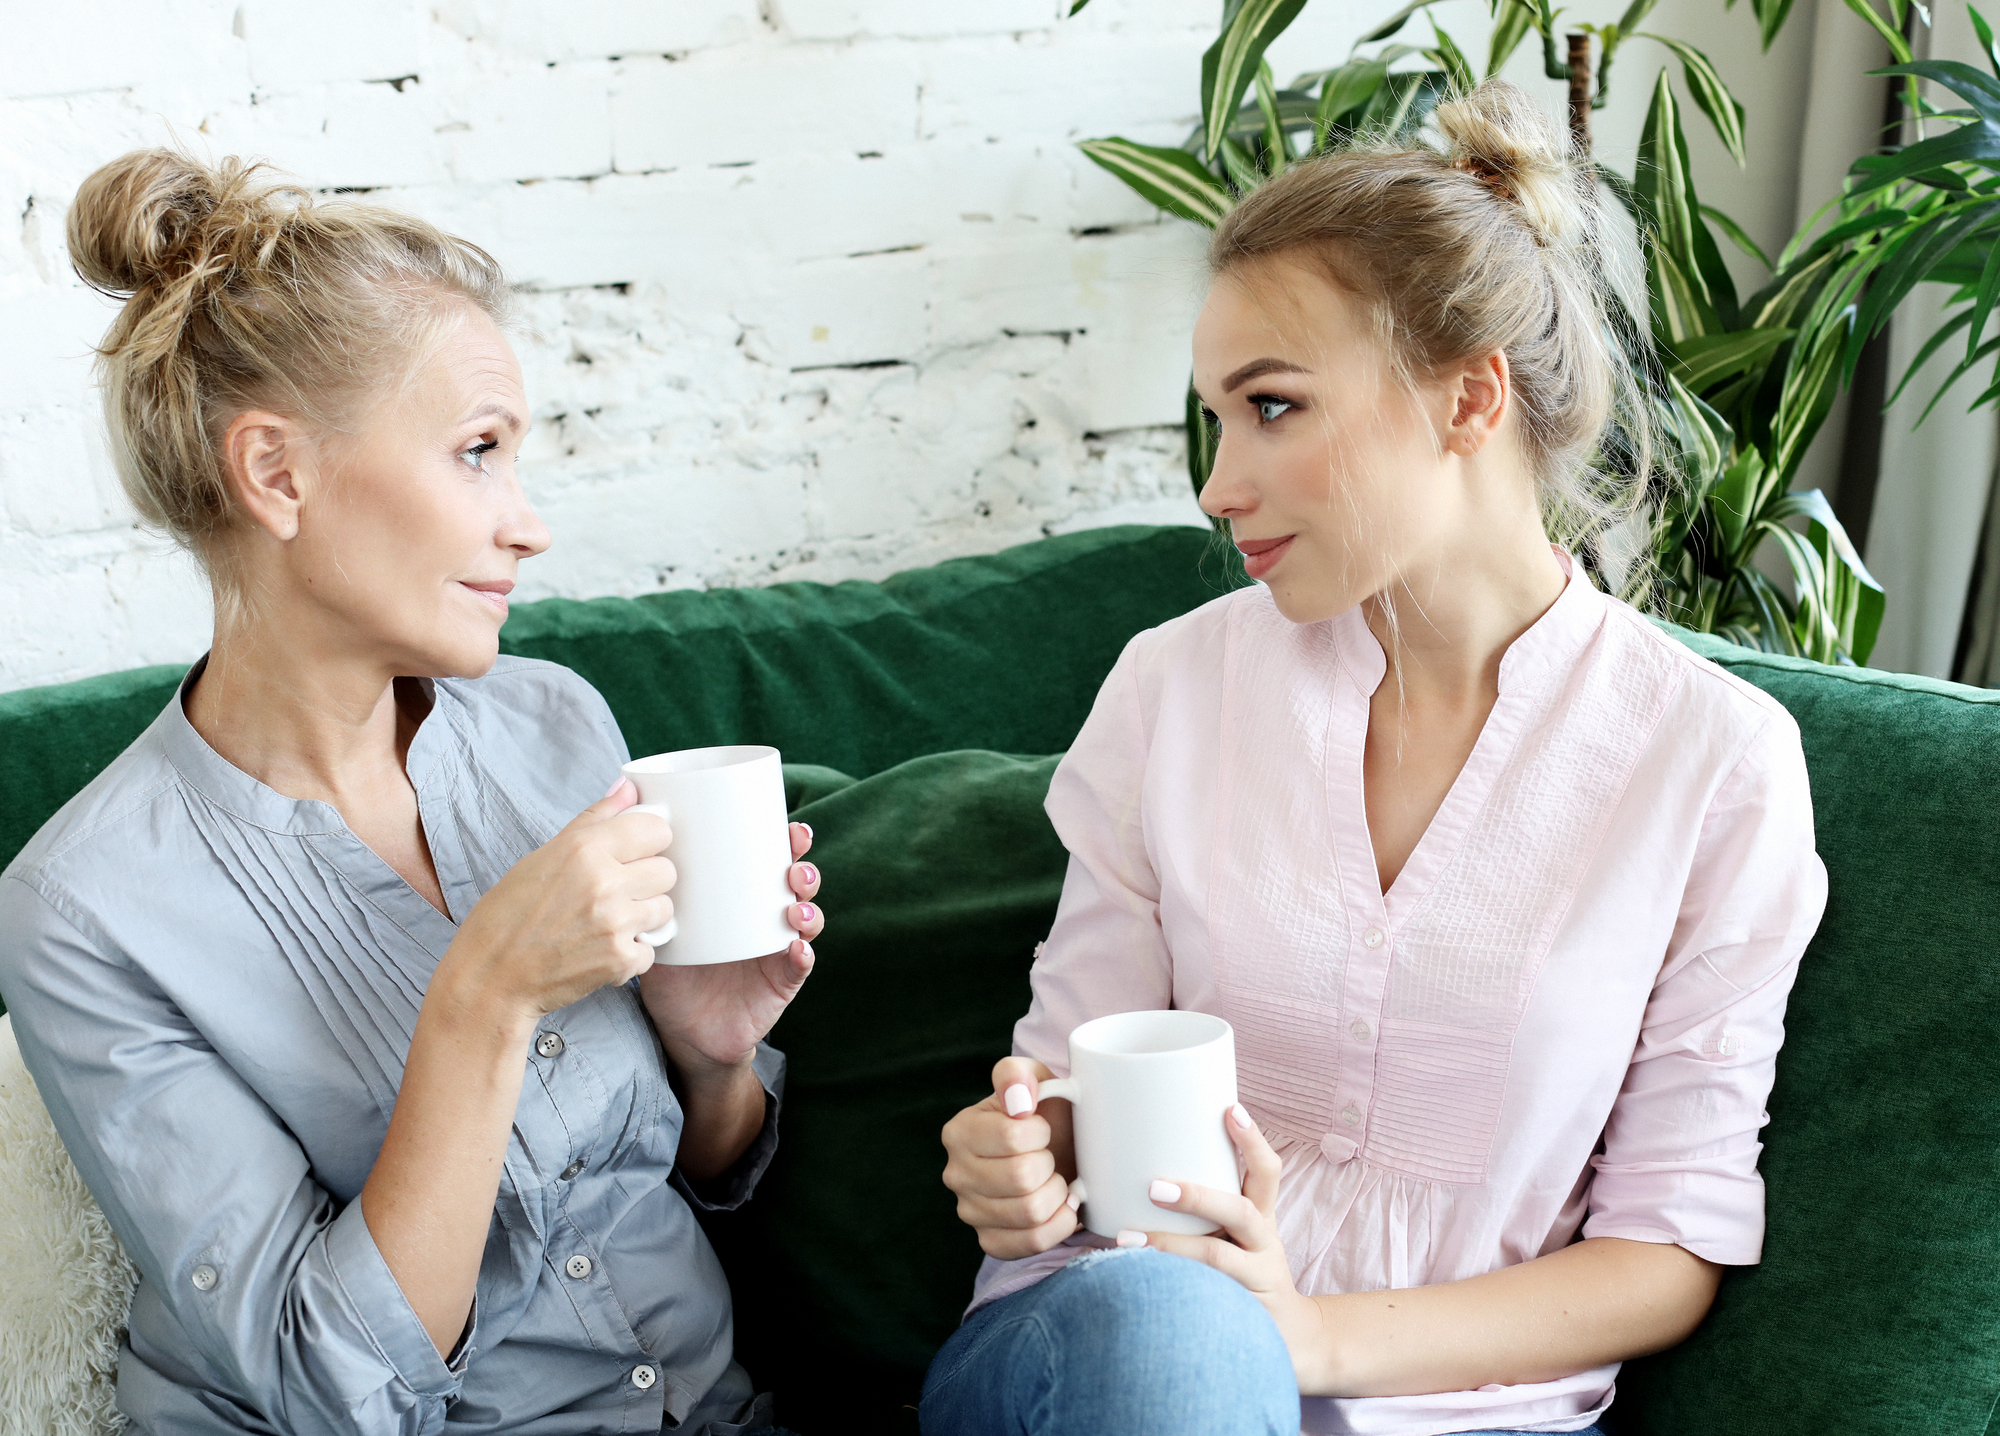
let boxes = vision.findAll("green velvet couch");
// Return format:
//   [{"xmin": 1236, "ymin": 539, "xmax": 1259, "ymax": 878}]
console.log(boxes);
[{"xmin": 3, "ymin": 524, "xmax": 1997, "ymax": 1436}]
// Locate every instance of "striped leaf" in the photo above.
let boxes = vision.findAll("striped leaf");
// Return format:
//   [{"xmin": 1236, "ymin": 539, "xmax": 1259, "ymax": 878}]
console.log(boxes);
[
  {"xmin": 1360, "ymin": 0, "xmax": 1437, "ymax": 44},
  {"xmin": 1973, "ymin": 4, "xmax": 2000, "ymax": 78},
  {"xmin": 1201, "ymin": 0, "xmax": 1310, "ymax": 165},
  {"xmin": 1076, "ymin": 137, "xmax": 1234, "ymax": 228},
  {"xmin": 1701, "ymin": 204, "xmax": 1772, "ymax": 268},
  {"xmin": 1750, "ymin": 0, "xmax": 1799, "ymax": 49},
  {"xmin": 1316, "ymin": 58, "xmax": 1394, "ymax": 132},
  {"xmin": 1426, "ymin": 18, "xmax": 1476, "ymax": 95},
  {"xmin": 1638, "ymin": 34, "xmax": 1748, "ymax": 166},
  {"xmin": 1487, "ymin": 0, "xmax": 1537, "ymax": 77},
  {"xmin": 1669, "ymin": 326, "xmax": 1794, "ymax": 391}
]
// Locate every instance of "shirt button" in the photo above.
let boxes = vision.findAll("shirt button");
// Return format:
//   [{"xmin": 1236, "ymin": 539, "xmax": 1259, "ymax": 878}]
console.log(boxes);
[
  {"xmin": 1340, "ymin": 1103, "xmax": 1362, "ymax": 1127},
  {"xmin": 535, "ymin": 1031, "xmax": 564, "ymax": 1059},
  {"xmin": 1349, "ymin": 1020, "xmax": 1371, "ymax": 1042},
  {"xmin": 566, "ymin": 1254, "xmax": 593, "ymax": 1280},
  {"xmin": 631, "ymin": 1364, "xmax": 658, "ymax": 1390},
  {"xmin": 1362, "ymin": 927, "xmax": 1385, "ymax": 949},
  {"xmin": 190, "ymin": 1264, "xmax": 218, "ymax": 1292},
  {"xmin": 560, "ymin": 1158, "xmax": 586, "ymax": 1181}
]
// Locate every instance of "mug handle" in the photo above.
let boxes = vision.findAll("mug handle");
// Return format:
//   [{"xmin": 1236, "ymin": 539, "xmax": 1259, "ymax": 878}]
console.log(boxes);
[
  {"xmin": 630, "ymin": 801, "xmax": 679, "ymax": 948},
  {"xmin": 1033, "ymin": 1077, "xmax": 1086, "ymax": 1211}
]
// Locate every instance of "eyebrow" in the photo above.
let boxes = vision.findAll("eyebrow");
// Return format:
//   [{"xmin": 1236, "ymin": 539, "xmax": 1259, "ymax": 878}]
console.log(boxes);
[
  {"xmin": 1221, "ymin": 358, "xmax": 1312, "ymax": 393},
  {"xmin": 460, "ymin": 402, "xmax": 526, "ymax": 432}
]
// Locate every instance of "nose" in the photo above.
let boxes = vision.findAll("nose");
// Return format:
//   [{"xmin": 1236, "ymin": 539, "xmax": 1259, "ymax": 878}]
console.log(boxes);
[
  {"xmin": 500, "ymin": 481, "xmax": 552, "ymax": 559},
  {"xmin": 1197, "ymin": 432, "xmax": 1255, "ymax": 522}
]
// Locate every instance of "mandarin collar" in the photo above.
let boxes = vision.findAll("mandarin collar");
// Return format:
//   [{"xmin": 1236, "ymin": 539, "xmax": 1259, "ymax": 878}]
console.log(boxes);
[
  {"xmin": 1328, "ymin": 548, "xmax": 1606, "ymax": 699},
  {"xmin": 158, "ymin": 656, "xmax": 457, "ymax": 836}
]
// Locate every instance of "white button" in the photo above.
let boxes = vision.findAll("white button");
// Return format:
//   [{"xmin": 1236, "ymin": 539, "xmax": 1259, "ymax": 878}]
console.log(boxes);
[
  {"xmin": 190, "ymin": 1264, "xmax": 218, "ymax": 1291},
  {"xmin": 1718, "ymin": 1034, "xmax": 1740, "ymax": 1057},
  {"xmin": 1349, "ymin": 1020, "xmax": 1371, "ymax": 1042},
  {"xmin": 631, "ymin": 1364, "xmax": 657, "ymax": 1390},
  {"xmin": 566, "ymin": 1254, "xmax": 593, "ymax": 1280},
  {"xmin": 536, "ymin": 1031, "xmax": 564, "ymax": 1059},
  {"xmin": 1362, "ymin": 927, "xmax": 1385, "ymax": 949},
  {"xmin": 1339, "ymin": 1103, "xmax": 1362, "ymax": 1127}
]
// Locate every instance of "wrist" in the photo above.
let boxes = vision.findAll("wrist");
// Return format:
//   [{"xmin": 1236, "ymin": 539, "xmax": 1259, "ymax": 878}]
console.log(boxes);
[
  {"xmin": 1290, "ymin": 1293, "xmax": 1349, "ymax": 1398},
  {"xmin": 662, "ymin": 1037, "xmax": 758, "ymax": 1093},
  {"xmin": 427, "ymin": 945, "xmax": 541, "ymax": 1048}
]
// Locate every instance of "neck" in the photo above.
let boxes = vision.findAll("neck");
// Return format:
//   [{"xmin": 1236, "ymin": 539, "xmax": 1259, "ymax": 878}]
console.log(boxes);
[
  {"xmin": 1362, "ymin": 487, "xmax": 1568, "ymax": 708},
  {"xmin": 185, "ymin": 598, "xmax": 421, "ymax": 809}
]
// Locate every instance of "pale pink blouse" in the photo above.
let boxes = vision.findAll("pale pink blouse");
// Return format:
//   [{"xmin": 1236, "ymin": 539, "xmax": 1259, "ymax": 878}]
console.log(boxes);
[{"xmin": 970, "ymin": 561, "xmax": 1827, "ymax": 1435}]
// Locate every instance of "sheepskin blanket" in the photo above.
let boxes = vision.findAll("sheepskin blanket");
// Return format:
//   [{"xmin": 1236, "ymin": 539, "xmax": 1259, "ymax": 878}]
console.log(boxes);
[{"xmin": 0, "ymin": 1012, "xmax": 134, "ymax": 1434}]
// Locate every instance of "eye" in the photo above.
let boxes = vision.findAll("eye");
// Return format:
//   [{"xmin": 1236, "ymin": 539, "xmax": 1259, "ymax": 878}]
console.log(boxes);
[
  {"xmin": 1252, "ymin": 395, "xmax": 1295, "ymax": 424},
  {"xmin": 458, "ymin": 439, "xmax": 500, "ymax": 472},
  {"xmin": 1198, "ymin": 405, "xmax": 1220, "ymax": 430}
]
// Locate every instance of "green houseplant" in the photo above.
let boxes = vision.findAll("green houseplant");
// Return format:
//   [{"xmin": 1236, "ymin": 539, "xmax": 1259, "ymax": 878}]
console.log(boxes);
[{"xmin": 1067, "ymin": 0, "xmax": 1911, "ymax": 665}]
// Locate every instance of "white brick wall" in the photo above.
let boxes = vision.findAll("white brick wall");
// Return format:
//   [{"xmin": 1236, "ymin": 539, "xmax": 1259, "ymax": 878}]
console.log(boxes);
[
  {"xmin": 2, "ymin": 0, "xmax": 1828, "ymax": 692},
  {"xmin": 4, "ymin": 0, "xmax": 1397, "ymax": 693}
]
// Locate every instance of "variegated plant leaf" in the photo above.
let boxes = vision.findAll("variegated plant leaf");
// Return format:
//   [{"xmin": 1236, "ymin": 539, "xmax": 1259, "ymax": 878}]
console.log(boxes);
[{"xmin": 1077, "ymin": 137, "xmax": 1234, "ymax": 227}]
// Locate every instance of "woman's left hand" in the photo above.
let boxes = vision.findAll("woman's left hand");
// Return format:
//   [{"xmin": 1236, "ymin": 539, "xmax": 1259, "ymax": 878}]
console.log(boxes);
[
  {"xmin": 637, "ymin": 815, "xmax": 823, "ymax": 1073},
  {"xmin": 1136, "ymin": 1103, "xmax": 1326, "ymax": 1383}
]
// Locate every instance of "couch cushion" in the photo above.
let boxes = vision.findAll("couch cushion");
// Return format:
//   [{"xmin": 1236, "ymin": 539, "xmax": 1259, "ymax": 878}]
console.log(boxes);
[
  {"xmin": 495, "ymin": 524, "xmax": 1239, "ymax": 781},
  {"xmin": 1609, "ymin": 637, "xmax": 2000, "ymax": 1435},
  {"xmin": 0, "ymin": 526, "xmax": 1236, "ymax": 882},
  {"xmin": 698, "ymin": 751, "xmax": 1068, "ymax": 1434}
]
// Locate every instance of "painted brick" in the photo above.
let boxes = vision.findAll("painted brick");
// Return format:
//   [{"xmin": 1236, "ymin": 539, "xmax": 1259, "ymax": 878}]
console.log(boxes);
[{"xmin": 774, "ymin": 0, "xmax": 1060, "ymax": 42}]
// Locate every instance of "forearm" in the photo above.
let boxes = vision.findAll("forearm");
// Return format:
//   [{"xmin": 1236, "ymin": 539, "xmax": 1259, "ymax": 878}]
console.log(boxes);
[
  {"xmin": 1300, "ymin": 1237, "xmax": 1723, "ymax": 1398},
  {"xmin": 666, "ymin": 1049, "xmax": 766, "ymax": 1182},
  {"xmin": 360, "ymin": 967, "xmax": 534, "ymax": 1356}
]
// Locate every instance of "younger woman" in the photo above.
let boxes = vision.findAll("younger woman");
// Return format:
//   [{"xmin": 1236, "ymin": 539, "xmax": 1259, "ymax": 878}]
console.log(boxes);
[
  {"xmin": 932, "ymin": 81, "xmax": 1825, "ymax": 1435},
  {"xmin": 0, "ymin": 152, "xmax": 823, "ymax": 1433}
]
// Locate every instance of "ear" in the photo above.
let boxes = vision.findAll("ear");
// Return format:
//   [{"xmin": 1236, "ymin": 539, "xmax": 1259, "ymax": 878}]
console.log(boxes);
[
  {"xmin": 1443, "ymin": 350, "xmax": 1510, "ymax": 457},
  {"xmin": 221, "ymin": 410, "xmax": 314, "ymax": 542}
]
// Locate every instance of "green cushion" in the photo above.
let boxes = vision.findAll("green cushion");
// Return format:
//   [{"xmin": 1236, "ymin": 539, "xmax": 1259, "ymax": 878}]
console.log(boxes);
[
  {"xmin": 0, "ymin": 524, "xmax": 1241, "ymax": 880},
  {"xmin": 699, "ymin": 751, "xmax": 1069, "ymax": 1434},
  {"xmin": 1609, "ymin": 636, "xmax": 2000, "ymax": 1435}
]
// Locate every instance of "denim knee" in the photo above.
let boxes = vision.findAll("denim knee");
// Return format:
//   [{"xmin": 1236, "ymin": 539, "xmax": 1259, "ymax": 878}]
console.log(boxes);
[{"xmin": 921, "ymin": 1247, "xmax": 1298, "ymax": 1436}]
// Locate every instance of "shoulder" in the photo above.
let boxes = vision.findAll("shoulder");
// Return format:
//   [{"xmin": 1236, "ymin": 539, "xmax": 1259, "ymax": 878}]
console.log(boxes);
[
  {"xmin": 437, "ymin": 655, "xmax": 628, "ymax": 765},
  {"xmin": 1597, "ymin": 600, "xmax": 1805, "ymax": 776},
  {"xmin": 2, "ymin": 707, "xmax": 188, "ymax": 897}
]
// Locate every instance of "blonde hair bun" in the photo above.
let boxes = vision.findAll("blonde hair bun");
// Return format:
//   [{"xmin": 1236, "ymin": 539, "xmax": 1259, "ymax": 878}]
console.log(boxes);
[
  {"xmin": 67, "ymin": 149, "xmax": 296, "ymax": 299},
  {"xmin": 1433, "ymin": 80, "xmax": 1584, "ymax": 249}
]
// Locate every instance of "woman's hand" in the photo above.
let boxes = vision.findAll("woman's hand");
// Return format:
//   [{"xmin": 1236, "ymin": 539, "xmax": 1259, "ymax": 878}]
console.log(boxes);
[
  {"xmin": 1135, "ymin": 1103, "xmax": 1326, "ymax": 1385},
  {"xmin": 438, "ymin": 779, "xmax": 680, "ymax": 1027},
  {"xmin": 637, "ymin": 807, "xmax": 823, "ymax": 1073},
  {"xmin": 941, "ymin": 1057, "xmax": 1082, "ymax": 1258}
]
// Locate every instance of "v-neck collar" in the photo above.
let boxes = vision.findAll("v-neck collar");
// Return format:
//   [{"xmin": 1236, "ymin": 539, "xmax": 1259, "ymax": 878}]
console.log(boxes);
[
  {"xmin": 159, "ymin": 657, "xmax": 468, "ymax": 946},
  {"xmin": 1328, "ymin": 553, "xmax": 1607, "ymax": 925}
]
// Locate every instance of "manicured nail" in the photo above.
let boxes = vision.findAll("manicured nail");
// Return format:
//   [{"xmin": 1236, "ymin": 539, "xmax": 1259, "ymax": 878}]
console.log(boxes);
[
  {"xmin": 1115, "ymin": 1229, "xmax": 1147, "ymax": 1248},
  {"xmin": 1149, "ymin": 1179, "xmax": 1181, "ymax": 1205},
  {"xmin": 797, "ymin": 903, "xmax": 818, "ymax": 925},
  {"xmin": 1003, "ymin": 1083, "xmax": 1033, "ymax": 1116},
  {"xmin": 1229, "ymin": 1103, "xmax": 1253, "ymax": 1130},
  {"xmin": 1065, "ymin": 1189, "xmax": 1081, "ymax": 1212},
  {"xmin": 604, "ymin": 776, "xmax": 625, "ymax": 797},
  {"xmin": 800, "ymin": 823, "xmax": 814, "ymax": 841},
  {"xmin": 796, "ymin": 939, "xmax": 814, "ymax": 963},
  {"xmin": 799, "ymin": 862, "xmax": 819, "ymax": 886}
]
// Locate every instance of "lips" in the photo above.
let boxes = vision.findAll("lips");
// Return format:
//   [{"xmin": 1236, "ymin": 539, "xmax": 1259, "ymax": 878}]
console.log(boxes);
[
  {"xmin": 1233, "ymin": 535, "xmax": 1294, "ymax": 579},
  {"xmin": 460, "ymin": 579, "xmax": 514, "ymax": 615}
]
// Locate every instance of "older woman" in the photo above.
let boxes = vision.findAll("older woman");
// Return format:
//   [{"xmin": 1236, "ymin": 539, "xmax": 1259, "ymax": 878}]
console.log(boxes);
[{"xmin": 0, "ymin": 151, "xmax": 822, "ymax": 1434}]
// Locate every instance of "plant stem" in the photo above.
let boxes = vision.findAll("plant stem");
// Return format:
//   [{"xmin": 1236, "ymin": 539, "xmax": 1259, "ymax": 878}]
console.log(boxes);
[{"xmin": 1567, "ymin": 32, "xmax": 1593, "ymax": 155}]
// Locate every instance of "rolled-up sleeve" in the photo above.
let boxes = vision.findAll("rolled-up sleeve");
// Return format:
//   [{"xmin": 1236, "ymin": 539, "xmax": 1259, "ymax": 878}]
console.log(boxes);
[
  {"xmin": 1012, "ymin": 640, "xmax": 1174, "ymax": 1074},
  {"xmin": 1582, "ymin": 714, "xmax": 1828, "ymax": 1264},
  {"xmin": 672, "ymin": 1040, "xmax": 785, "ymax": 1213},
  {"xmin": 0, "ymin": 877, "xmax": 463, "ymax": 1434}
]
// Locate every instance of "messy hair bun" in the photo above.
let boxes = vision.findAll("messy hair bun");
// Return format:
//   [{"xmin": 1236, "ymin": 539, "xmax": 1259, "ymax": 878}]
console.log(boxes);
[
  {"xmin": 66, "ymin": 149, "xmax": 513, "ymax": 593},
  {"xmin": 1433, "ymin": 82, "xmax": 1584, "ymax": 250},
  {"xmin": 1209, "ymin": 79, "xmax": 1655, "ymax": 598}
]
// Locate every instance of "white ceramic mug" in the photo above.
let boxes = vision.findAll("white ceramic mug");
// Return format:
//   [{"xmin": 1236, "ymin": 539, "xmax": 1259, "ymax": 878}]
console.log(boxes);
[
  {"xmin": 1037, "ymin": 1009, "xmax": 1241, "ymax": 1239},
  {"xmin": 621, "ymin": 745, "xmax": 797, "ymax": 966}
]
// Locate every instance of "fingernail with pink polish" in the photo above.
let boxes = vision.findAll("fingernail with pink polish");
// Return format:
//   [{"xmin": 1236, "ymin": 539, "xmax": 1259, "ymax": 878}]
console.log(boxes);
[
  {"xmin": 799, "ymin": 863, "xmax": 819, "ymax": 886},
  {"xmin": 797, "ymin": 939, "xmax": 814, "ymax": 962},
  {"xmin": 1115, "ymin": 1229, "xmax": 1147, "ymax": 1248},
  {"xmin": 1149, "ymin": 1179, "xmax": 1181, "ymax": 1205},
  {"xmin": 604, "ymin": 776, "xmax": 625, "ymax": 797},
  {"xmin": 1003, "ymin": 1083, "xmax": 1033, "ymax": 1116},
  {"xmin": 797, "ymin": 903, "xmax": 818, "ymax": 925},
  {"xmin": 1230, "ymin": 1103, "xmax": 1253, "ymax": 1129}
]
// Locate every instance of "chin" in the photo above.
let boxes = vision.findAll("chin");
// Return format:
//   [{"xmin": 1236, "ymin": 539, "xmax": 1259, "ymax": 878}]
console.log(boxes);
[{"xmin": 1265, "ymin": 580, "xmax": 1355, "ymax": 627}]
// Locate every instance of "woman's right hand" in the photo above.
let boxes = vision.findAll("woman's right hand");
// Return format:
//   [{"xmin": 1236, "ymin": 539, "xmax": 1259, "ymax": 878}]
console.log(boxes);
[
  {"xmin": 440, "ymin": 780, "xmax": 675, "ymax": 1025},
  {"xmin": 941, "ymin": 1056, "xmax": 1081, "ymax": 1259}
]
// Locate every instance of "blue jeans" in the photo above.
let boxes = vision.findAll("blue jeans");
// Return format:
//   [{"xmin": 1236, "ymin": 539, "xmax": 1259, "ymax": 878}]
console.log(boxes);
[{"xmin": 919, "ymin": 1246, "xmax": 1299, "ymax": 1435}]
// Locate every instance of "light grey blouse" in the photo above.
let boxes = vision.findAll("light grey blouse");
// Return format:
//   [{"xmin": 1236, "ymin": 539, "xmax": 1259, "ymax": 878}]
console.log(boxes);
[{"xmin": 0, "ymin": 656, "xmax": 783, "ymax": 1435}]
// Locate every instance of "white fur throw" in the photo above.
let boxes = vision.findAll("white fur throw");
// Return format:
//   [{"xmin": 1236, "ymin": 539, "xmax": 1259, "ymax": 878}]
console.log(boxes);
[{"xmin": 0, "ymin": 1012, "xmax": 135, "ymax": 1435}]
